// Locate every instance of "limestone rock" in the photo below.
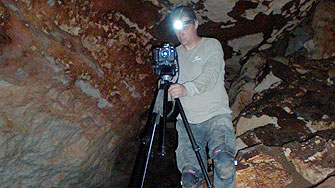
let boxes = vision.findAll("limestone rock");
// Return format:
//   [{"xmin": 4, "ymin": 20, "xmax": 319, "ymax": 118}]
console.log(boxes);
[
  {"xmin": 235, "ymin": 53, "xmax": 335, "ymax": 144},
  {"xmin": 229, "ymin": 54, "xmax": 267, "ymax": 120},
  {"xmin": 316, "ymin": 176, "xmax": 335, "ymax": 188},
  {"xmin": 0, "ymin": 62, "xmax": 117, "ymax": 187},
  {"xmin": 234, "ymin": 48, "xmax": 335, "ymax": 187},
  {"xmin": 285, "ymin": 23, "xmax": 313, "ymax": 57},
  {"xmin": 310, "ymin": 0, "xmax": 335, "ymax": 60},
  {"xmin": 0, "ymin": 0, "xmax": 155, "ymax": 187},
  {"xmin": 236, "ymin": 145, "xmax": 292, "ymax": 188},
  {"xmin": 283, "ymin": 136, "xmax": 335, "ymax": 184},
  {"xmin": 236, "ymin": 132, "xmax": 335, "ymax": 188}
]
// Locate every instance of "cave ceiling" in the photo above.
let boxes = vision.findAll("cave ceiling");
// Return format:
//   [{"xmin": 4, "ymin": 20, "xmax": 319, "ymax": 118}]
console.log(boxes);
[{"xmin": 44, "ymin": 0, "xmax": 320, "ymax": 63}]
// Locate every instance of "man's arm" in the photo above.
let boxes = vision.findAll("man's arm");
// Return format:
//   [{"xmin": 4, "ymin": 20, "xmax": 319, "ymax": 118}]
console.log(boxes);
[{"xmin": 183, "ymin": 44, "xmax": 224, "ymax": 97}]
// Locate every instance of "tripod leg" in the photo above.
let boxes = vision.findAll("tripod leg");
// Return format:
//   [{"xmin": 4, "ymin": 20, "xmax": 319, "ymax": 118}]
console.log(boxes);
[
  {"xmin": 159, "ymin": 83, "xmax": 169, "ymax": 156},
  {"xmin": 128, "ymin": 112, "xmax": 161, "ymax": 188},
  {"xmin": 175, "ymin": 98, "xmax": 214, "ymax": 188},
  {"xmin": 140, "ymin": 113, "xmax": 160, "ymax": 188}
]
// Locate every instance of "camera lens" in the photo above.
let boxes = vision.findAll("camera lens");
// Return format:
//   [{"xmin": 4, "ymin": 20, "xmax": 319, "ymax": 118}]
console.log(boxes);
[{"xmin": 161, "ymin": 49, "xmax": 169, "ymax": 58}]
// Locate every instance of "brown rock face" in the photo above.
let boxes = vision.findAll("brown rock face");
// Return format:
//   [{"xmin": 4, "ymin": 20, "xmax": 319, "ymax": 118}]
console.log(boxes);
[
  {"xmin": 310, "ymin": 0, "xmax": 335, "ymax": 59},
  {"xmin": 284, "ymin": 136, "xmax": 335, "ymax": 185},
  {"xmin": 0, "ymin": 0, "xmax": 333, "ymax": 187},
  {"xmin": 0, "ymin": 0, "xmax": 155, "ymax": 187},
  {"xmin": 236, "ymin": 145, "xmax": 291, "ymax": 188},
  {"xmin": 233, "ymin": 17, "xmax": 335, "ymax": 188}
]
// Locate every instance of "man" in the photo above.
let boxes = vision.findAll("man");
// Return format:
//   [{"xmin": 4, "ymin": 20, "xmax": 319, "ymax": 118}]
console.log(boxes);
[{"xmin": 167, "ymin": 5, "xmax": 236, "ymax": 188}]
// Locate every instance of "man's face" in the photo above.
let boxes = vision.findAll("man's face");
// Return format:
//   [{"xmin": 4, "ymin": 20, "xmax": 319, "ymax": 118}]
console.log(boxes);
[{"xmin": 173, "ymin": 16, "xmax": 198, "ymax": 46}]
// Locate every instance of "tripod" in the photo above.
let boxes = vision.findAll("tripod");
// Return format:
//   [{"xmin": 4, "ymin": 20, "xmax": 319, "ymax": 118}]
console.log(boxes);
[{"xmin": 128, "ymin": 80, "xmax": 213, "ymax": 188}]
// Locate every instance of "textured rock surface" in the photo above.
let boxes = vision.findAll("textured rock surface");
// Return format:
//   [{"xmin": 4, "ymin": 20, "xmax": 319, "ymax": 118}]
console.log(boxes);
[
  {"xmin": 0, "ymin": 0, "xmax": 154, "ymax": 187},
  {"xmin": 316, "ymin": 176, "xmax": 335, "ymax": 188},
  {"xmin": 284, "ymin": 136, "xmax": 335, "ymax": 185},
  {"xmin": 236, "ymin": 133, "xmax": 335, "ymax": 187},
  {"xmin": 0, "ymin": 69, "xmax": 114, "ymax": 187},
  {"xmin": 229, "ymin": 54, "xmax": 267, "ymax": 120},
  {"xmin": 236, "ymin": 145, "xmax": 292, "ymax": 188},
  {"xmin": 0, "ymin": 0, "xmax": 334, "ymax": 187},
  {"xmin": 233, "ymin": 29, "xmax": 335, "ymax": 188},
  {"xmin": 309, "ymin": 0, "xmax": 335, "ymax": 60}
]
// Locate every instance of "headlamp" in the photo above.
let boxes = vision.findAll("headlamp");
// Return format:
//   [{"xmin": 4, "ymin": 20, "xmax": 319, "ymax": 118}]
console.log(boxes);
[{"xmin": 173, "ymin": 19, "xmax": 194, "ymax": 30}]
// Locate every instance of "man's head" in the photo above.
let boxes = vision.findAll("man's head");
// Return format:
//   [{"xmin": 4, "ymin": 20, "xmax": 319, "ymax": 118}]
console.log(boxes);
[
  {"xmin": 171, "ymin": 6, "xmax": 197, "ymax": 30},
  {"xmin": 170, "ymin": 6, "xmax": 199, "ymax": 49}
]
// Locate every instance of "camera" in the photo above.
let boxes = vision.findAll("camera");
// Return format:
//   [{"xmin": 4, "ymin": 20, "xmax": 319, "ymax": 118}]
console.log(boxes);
[
  {"xmin": 153, "ymin": 43, "xmax": 176, "ymax": 62},
  {"xmin": 152, "ymin": 43, "xmax": 178, "ymax": 81}
]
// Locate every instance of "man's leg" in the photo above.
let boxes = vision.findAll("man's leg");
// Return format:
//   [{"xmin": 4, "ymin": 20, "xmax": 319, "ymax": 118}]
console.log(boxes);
[
  {"xmin": 175, "ymin": 120, "xmax": 207, "ymax": 188},
  {"xmin": 206, "ymin": 114, "xmax": 236, "ymax": 188}
]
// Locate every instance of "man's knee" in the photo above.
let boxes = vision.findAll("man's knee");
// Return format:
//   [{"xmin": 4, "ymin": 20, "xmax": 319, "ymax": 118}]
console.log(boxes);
[
  {"xmin": 181, "ymin": 167, "xmax": 202, "ymax": 188},
  {"xmin": 213, "ymin": 147, "xmax": 235, "ymax": 180}
]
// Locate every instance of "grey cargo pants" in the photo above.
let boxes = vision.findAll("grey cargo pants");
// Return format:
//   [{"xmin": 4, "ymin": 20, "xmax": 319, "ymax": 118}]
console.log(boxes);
[{"xmin": 176, "ymin": 114, "xmax": 236, "ymax": 188}]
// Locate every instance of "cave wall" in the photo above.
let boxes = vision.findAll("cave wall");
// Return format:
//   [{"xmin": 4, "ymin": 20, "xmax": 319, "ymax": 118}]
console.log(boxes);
[
  {"xmin": 0, "ymin": 0, "xmax": 156, "ymax": 187},
  {"xmin": 0, "ymin": 0, "xmax": 333, "ymax": 187},
  {"xmin": 232, "ymin": 0, "xmax": 335, "ymax": 186}
]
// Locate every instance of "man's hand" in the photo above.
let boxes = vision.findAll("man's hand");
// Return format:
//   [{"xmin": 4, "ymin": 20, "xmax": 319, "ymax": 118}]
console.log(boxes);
[
  {"xmin": 158, "ymin": 79, "xmax": 161, "ymax": 87},
  {"xmin": 168, "ymin": 84, "xmax": 187, "ymax": 98}
]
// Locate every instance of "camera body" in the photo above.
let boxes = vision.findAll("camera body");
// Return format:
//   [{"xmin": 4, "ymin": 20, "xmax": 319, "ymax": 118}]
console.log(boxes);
[
  {"xmin": 153, "ymin": 43, "xmax": 176, "ymax": 62},
  {"xmin": 152, "ymin": 43, "xmax": 178, "ymax": 81}
]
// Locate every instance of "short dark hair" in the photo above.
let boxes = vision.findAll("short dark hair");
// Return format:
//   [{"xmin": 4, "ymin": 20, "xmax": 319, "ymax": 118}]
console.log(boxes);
[{"xmin": 170, "ymin": 5, "xmax": 197, "ymax": 22}]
